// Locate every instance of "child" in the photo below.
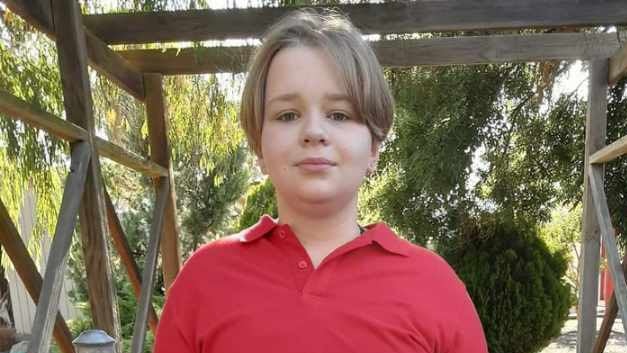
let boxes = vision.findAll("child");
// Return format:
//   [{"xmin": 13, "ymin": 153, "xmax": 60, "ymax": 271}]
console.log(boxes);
[{"xmin": 154, "ymin": 9, "xmax": 488, "ymax": 353}]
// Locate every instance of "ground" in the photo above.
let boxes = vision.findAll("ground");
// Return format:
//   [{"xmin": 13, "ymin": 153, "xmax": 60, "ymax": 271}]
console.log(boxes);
[{"xmin": 540, "ymin": 304, "xmax": 626, "ymax": 353}]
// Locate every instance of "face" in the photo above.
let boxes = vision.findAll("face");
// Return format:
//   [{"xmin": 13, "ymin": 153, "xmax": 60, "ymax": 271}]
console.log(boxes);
[{"xmin": 259, "ymin": 46, "xmax": 379, "ymax": 207}]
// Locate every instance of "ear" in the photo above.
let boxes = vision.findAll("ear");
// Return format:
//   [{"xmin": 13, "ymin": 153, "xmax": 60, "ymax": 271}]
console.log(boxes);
[
  {"xmin": 257, "ymin": 157, "xmax": 268, "ymax": 175},
  {"xmin": 369, "ymin": 141, "xmax": 380, "ymax": 172}
]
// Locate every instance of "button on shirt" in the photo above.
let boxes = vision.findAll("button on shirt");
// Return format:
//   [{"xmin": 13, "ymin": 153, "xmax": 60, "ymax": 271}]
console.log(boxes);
[{"xmin": 154, "ymin": 215, "xmax": 488, "ymax": 353}]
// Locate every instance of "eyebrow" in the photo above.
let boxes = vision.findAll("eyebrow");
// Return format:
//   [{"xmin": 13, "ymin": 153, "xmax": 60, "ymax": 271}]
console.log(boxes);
[
  {"xmin": 324, "ymin": 93, "xmax": 352, "ymax": 102},
  {"xmin": 266, "ymin": 93, "xmax": 299, "ymax": 106},
  {"xmin": 266, "ymin": 93, "xmax": 352, "ymax": 105}
]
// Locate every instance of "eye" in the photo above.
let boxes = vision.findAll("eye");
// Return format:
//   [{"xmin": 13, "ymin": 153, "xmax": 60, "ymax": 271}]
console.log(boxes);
[
  {"xmin": 329, "ymin": 112, "xmax": 350, "ymax": 121},
  {"xmin": 277, "ymin": 112, "xmax": 298, "ymax": 121}
]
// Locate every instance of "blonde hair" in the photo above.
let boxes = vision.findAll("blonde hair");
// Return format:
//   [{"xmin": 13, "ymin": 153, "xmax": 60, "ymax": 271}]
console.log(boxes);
[{"xmin": 239, "ymin": 9, "xmax": 394, "ymax": 156}]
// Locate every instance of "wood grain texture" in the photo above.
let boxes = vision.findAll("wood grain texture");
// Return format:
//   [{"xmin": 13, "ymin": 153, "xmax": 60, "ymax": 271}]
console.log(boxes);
[
  {"xmin": 587, "ymin": 165, "xmax": 627, "ymax": 336},
  {"xmin": 84, "ymin": 30, "xmax": 145, "ymax": 101},
  {"xmin": 120, "ymin": 33, "xmax": 621, "ymax": 74},
  {"xmin": 0, "ymin": 199, "xmax": 74, "ymax": 353},
  {"xmin": 576, "ymin": 59, "xmax": 608, "ymax": 353},
  {"xmin": 0, "ymin": 90, "xmax": 88, "ymax": 141},
  {"xmin": 51, "ymin": 0, "xmax": 121, "ymax": 346},
  {"xmin": 609, "ymin": 43, "xmax": 627, "ymax": 85},
  {"xmin": 96, "ymin": 138, "xmax": 168, "ymax": 177},
  {"xmin": 144, "ymin": 73, "xmax": 181, "ymax": 293},
  {"xmin": 0, "ymin": 90, "xmax": 167, "ymax": 176},
  {"xmin": 84, "ymin": 1, "xmax": 627, "ymax": 44},
  {"xmin": 592, "ymin": 250, "xmax": 627, "ymax": 353},
  {"xmin": 130, "ymin": 179, "xmax": 169, "ymax": 353},
  {"xmin": 28, "ymin": 142, "xmax": 90, "ymax": 353},
  {"xmin": 589, "ymin": 134, "xmax": 627, "ymax": 164},
  {"xmin": 104, "ymin": 189, "xmax": 159, "ymax": 335},
  {"xmin": 2, "ymin": 0, "xmax": 53, "ymax": 35},
  {"xmin": 3, "ymin": 0, "xmax": 145, "ymax": 100}
]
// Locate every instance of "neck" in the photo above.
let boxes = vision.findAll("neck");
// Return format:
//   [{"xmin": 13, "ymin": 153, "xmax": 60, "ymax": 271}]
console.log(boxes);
[{"xmin": 275, "ymin": 194, "xmax": 361, "ymax": 249}]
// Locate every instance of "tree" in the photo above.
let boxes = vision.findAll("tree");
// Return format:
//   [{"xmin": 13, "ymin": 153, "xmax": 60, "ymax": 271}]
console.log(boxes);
[
  {"xmin": 539, "ymin": 204, "xmax": 582, "ymax": 299},
  {"xmin": 238, "ymin": 179, "xmax": 278, "ymax": 230},
  {"xmin": 366, "ymin": 60, "xmax": 627, "ymax": 246},
  {"xmin": 439, "ymin": 214, "xmax": 571, "ymax": 353}
]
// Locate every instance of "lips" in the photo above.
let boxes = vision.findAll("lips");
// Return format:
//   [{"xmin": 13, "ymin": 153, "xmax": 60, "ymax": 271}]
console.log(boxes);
[
  {"xmin": 295, "ymin": 157, "xmax": 337, "ymax": 166},
  {"xmin": 294, "ymin": 158, "xmax": 337, "ymax": 172}
]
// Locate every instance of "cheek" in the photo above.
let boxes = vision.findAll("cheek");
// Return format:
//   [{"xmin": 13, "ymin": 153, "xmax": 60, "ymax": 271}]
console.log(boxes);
[
  {"xmin": 260, "ymin": 137, "xmax": 290, "ymax": 173},
  {"xmin": 340, "ymin": 137, "xmax": 374, "ymax": 168}
]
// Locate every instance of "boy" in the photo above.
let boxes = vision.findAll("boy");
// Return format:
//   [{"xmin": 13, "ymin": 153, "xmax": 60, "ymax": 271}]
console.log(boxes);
[{"xmin": 154, "ymin": 9, "xmax": 488, "ymax": 353}]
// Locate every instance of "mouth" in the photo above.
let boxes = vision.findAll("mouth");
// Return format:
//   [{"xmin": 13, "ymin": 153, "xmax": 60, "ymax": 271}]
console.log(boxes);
[
  {"xmin": 295, "ymin": 158, "xmax": 337, "ymax": 171},
  {"xmin": 295, "ymin": 158, "xmax": 337, "ymax": 166}
]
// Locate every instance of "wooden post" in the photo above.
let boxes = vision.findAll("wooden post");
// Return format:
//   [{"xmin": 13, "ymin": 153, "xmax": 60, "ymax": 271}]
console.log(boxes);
[
  {"xmin": 104, "ymin": 189, "xmax": 159, "ymax": 334},
  {"xmin": 50, "ymin": 0, "xmax": 121, "ymax": 346},
  {"xmin": 28, "ymin": 142, "xmax": 90, "ymax": 353},
  {"xmin": 593, "ymin": 251, "xmax": 627, "ymax": 353},
  {"xmin": 576, "ymin": 59, "xmax": 608, "ymax": 353},
  {"xmin": 0, "ymin": 199, "xmax": 74, "ymax": 353},
  {"xmin": 131, "ymin": 179, "xmax": 169, "ymax": 353},
  {"xmin": 587, "ymin": 166, "xmax": 627, "ymax": 336},
  {"xmin": 144, "ymin": 73, "xmax": 181, "ymax": 293}
]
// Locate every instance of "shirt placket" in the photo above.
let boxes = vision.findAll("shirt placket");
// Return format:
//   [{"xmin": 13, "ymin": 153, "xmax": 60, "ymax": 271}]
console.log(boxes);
[{"xmin": 274, "ymin": 227, "xmax": 315, "ymax": 293}]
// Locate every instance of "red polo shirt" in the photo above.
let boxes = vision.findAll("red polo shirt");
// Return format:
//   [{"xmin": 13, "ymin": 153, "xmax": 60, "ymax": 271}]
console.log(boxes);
[{"xmin": 154, "ymin": 215, "xmax": 488, "ymax": 353}]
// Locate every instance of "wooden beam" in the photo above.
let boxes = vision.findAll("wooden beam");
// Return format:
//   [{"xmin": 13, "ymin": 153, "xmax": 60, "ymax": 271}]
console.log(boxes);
[
  {"xmin": 609, "ymin": 43, "xmax": 627, "ymax": 85},
  {"xmin": 0, "ymin": 199, "xmax": 74, "ymax": 353},
  {"xmin": 51, "ymin": 0, "xmax": 121, "ymax": 346},
  {"xmin": 576, "ymin": 59, "xmax": 608, "ymax": 353},
  {"xmin": 96, "ymin": 138, "xmax": 168, "ymax": 177},
  {"xmin": 3, "ymin": 0, "xmax": 145, "ymax": 101},
  {"xmin": 84, "ymin": 30, "xmax": 146, "ymax": 101},
  {"xmin": 131, "ymin": 178, "xmax": 169, "ymax": 353},
  {"xmin": 103, "ymin": 189, "xmax": 159, "ymax": 335},
  {"xmin": 83, "ymin": 1, "xmax": 627, "ymax": 44},
  {"xmin": 1, "ymin": 0, "xmax": 52, "ymax": 34},
  {"xmin": 0, "ymin": 90, "xmax": 168, "ymax": 176},
  {"xmin": 592, "ymin": 249, "xmax": 627, "ymax": 353},
  {"xmin": 587, "ymin": 164, "xmax": 627, "ymax": 336},
  {"xmin": 29, "ymin": 142, "xmax": 91, "ymax": 353},
  {"xmin": 144, "ymin": 73, "xmax": 181, "ymax": 293},
  {"xmin": 589, "ymin": 134, "xmax": 627, "ymax": 164},
  {"xmin": 119, "ymin": 33, "xmax": 621, "ymax": 74},
  {"xmin": 120, "ymin": 46, "xmax": 253, "ymax": 74},
  {"xmin": 0, "ymin": 90, "xmax": 88, "ymax": 141}
]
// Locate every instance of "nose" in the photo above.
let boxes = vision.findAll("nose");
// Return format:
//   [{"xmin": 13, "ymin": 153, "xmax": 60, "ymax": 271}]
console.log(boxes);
[{"xmin": 300, "ymin": 112, "xmax": 329, "ymax": 146}]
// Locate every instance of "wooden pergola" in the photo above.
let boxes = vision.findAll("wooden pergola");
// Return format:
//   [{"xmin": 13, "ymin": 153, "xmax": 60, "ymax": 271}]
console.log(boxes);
[{"xmin": 0, "ymin": 1, "xmax": 626, "ymax": 353}]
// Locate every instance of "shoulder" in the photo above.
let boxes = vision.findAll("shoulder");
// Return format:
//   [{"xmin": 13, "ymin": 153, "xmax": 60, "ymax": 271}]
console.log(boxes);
[
  {"xmin": 388, "ymin": 232, "xmax": 466, "ymax": 291},
  {"xmin": 178, "ymin": 233, "xmax": 248, "ymax": 274},
  {"xmin": 167, "ymin": 231, "xmax": 252, "ymax": 292}
]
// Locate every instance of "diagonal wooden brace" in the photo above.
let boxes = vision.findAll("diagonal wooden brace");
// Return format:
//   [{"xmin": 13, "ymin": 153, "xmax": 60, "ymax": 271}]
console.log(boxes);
[
  {"xmin": 130, "ymin": 178, "xmax": 169, "ymax": 353},
  {"xmin": 587, "ymin": 164, "xmax": 627, "ymax": 338},
  {"xmin": 28, "ymin": 142, "xmax": 91, "ymax": 353}
]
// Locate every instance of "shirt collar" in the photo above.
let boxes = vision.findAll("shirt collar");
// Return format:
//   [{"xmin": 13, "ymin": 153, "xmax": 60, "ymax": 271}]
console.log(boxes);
[{"xmin": 238, "ymin": 214, "xmax": 410, "ymax": 257}]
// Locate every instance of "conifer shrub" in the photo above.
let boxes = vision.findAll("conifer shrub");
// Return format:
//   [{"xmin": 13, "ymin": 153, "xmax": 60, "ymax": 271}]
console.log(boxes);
[{"xmin": 438, "ymin": 216, "xmax": 571, "ymax": 353}]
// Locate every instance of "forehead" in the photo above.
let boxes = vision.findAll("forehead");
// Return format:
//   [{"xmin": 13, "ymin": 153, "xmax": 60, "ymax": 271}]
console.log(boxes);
[{"xmin": 264, "ymin": 46, "xmax": 349, "ymax": 102}]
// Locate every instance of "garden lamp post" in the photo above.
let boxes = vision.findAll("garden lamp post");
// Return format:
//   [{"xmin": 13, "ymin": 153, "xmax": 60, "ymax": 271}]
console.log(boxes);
[{"xmin": 72, "ymin": 329, "xmax": 116, "ymax": 353}]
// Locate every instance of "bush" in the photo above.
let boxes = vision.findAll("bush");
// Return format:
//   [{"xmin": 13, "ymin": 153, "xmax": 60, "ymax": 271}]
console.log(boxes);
[
  {"xmin": 238, "ymin": 179, "xmax": 278, "ymax": 230},
  {"xmin": 438, "ymin": 215, "xmax": 571, "ymax": 353}
]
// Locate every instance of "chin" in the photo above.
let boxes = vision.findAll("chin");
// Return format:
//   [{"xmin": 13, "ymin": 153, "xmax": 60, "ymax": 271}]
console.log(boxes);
[
  {"xmin": 298, "ymin": 190, "xmax": 336, "ymax": 204},
  {"xmin": 293, "ymin": 185, "xmax": 338, "ymax": 203}
]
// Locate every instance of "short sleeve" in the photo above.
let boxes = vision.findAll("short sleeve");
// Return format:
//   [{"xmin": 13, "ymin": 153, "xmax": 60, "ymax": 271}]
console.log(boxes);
[
  {"xmin": 444, "ymin": 278, "xmax": 489, "ymax": 353},
  {"xmin": 153, "ymin": 283, "xmax": 195, "ymax": 353}
]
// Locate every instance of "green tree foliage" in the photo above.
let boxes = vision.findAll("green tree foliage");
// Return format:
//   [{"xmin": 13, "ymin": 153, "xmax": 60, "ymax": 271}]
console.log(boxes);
[
  {"xmin": 238, "ymin": 179, "xmax": 278, "ymax": 230},
  {"xmin": 0, "ymin": 10, "xmax": 67, "ymax": 264},
  {"xmin": 369, "ymin": 62, "xmax": 627, "ymax": 246},
  {"xmin": 539, "ymin": 205, "xmax": 582, "ymax": 296},
  {"xmin": 374, "ymin": 64, "xmax": 513, "ymax": 244},
  {"xmin": 439, "ymin": 215, "xmax": 571, "ymax": 353},
  {"xmin": 67, "ymin": 194, "xmax": 163, "ymax": 352},
  {"xmin": 163, "ymin": 74, "xmax": 250, "ymax": 255}
]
